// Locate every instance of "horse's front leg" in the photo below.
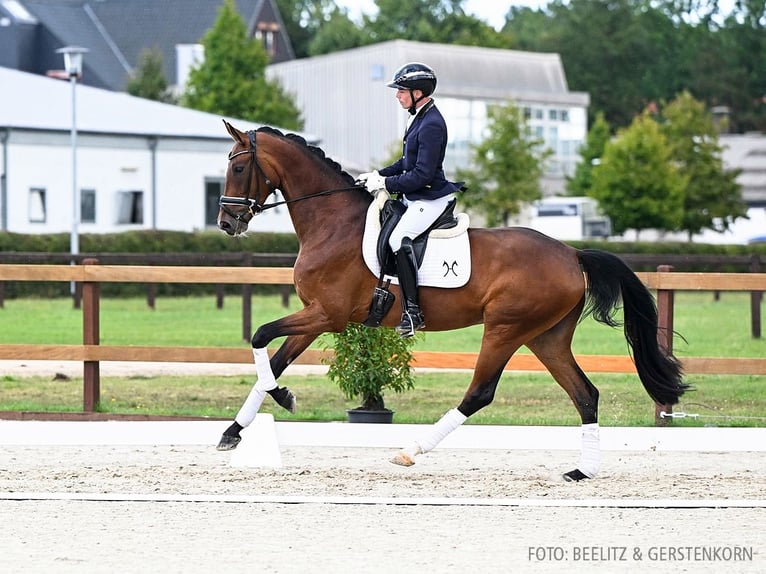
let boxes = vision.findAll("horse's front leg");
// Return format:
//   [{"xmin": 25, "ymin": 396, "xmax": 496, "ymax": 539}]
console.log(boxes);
[{"xmin": 217, "ymin": 308, "xmax": 333, "ymax": 451}]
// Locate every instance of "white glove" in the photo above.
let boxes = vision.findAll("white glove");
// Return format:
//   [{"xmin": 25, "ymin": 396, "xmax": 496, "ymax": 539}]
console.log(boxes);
[
  {"xmin": 364, "ymin": 170, "xmax": 387, "ymax": 193},
  {"xmin": 357, "ymin": 171, "xmax": 375, "ymax": 183}
]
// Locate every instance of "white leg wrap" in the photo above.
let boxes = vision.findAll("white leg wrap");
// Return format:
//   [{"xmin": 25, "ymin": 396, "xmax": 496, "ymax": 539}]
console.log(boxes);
[
  {"xmin": 416, "ymin": 408, "xmax": 467, "ymax": 454},
  {"xmin": 252, "ymin": 347, "xmax": 277, "ymax": 391},
  {"xmin": 577, "ymin": 422, "xmax": 601, "ymax": 478},
  {"xmin": 234, "ymin": 348, "xmax": 277, "ymax": 428}
]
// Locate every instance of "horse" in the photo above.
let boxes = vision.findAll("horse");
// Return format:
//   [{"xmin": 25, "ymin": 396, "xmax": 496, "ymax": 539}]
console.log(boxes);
[{"xmin": 215, "ymin": 120, "xmax": 688, "ymax": 481}]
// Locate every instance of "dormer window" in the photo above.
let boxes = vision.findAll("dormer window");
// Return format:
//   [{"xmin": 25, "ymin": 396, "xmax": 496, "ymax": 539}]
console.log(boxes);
[{"xmin": 255, "ymin": 21, "xmax": 279, "ymax": 56}]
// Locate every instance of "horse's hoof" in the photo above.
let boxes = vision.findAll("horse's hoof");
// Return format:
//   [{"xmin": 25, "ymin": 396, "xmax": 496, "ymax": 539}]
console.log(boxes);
[
  {"xmin": 270, "ymin": 386, "xmax": 297, "ymax": 414},
  {"xmin": 390, "ymin": 451, "xmax": 415, "ymax": 467},
  {"xmin": 562, "ymin": 469, "xmax": 590, "ymax": 482},
  {"xmin": 216, "ymin": 434, "xmax": 241, "ymax": 451}
]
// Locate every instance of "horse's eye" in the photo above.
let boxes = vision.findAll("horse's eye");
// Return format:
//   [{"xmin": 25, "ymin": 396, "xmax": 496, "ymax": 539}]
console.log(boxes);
[{"xmin": 233, "ymin": 164, "xmax": 245, "ymax": 174}]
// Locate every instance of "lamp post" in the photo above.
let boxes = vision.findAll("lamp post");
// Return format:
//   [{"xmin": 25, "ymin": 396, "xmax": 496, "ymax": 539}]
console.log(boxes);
[{"xmin": 56, "ymin": 46, "xmax": 88, "ymax": 295}]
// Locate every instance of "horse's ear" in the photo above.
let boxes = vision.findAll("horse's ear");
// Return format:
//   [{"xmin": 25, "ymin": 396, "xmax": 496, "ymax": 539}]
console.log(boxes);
[{"xmin": 223, "ymin": 119, "xmax": 245, "ymax": 145}]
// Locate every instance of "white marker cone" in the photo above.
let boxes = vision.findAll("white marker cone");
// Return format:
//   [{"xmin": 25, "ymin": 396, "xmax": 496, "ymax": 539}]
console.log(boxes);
[{"xmin": 229, "ymin": 414, "xmax": 282, "ymax": 468}]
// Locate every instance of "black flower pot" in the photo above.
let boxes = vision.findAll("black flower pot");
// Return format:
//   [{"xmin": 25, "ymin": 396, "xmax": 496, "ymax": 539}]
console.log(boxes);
[{"xmin": 346, "ymin": 408, "xmax": 394, "ymax": 424}]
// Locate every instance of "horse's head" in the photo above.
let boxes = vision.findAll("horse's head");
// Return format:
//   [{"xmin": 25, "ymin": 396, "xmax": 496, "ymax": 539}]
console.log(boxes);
[{"xmin": 218, "ymin": 120, "xmax": 281, "ymax": 236}]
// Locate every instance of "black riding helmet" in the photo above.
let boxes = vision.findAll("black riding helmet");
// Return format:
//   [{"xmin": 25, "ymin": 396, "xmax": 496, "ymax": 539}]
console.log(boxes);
[{"xmin": 387, "ymin": 62, "xmax": 437, "ymax": 115}]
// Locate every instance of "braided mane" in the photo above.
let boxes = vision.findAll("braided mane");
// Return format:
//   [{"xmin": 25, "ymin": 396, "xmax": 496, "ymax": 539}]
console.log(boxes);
[{"xmin": 257, "ymin": 126, "xmax": 356, "ymax": 186}]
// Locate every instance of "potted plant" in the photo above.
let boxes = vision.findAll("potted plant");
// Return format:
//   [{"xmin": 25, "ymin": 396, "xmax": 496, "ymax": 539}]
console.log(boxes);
[{"xmin": 324, "ymin": 323, "xmax": 416, "ymax": 423}]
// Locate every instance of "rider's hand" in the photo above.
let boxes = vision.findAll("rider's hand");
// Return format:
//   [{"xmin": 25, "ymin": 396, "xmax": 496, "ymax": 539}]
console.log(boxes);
[
  {"xmin": 364, "ymin": 171, "xmax": 387, "ymax": 194},
  {"xmin": 357, "ymin": 171, "xmax": 374, "ymax": 183}
]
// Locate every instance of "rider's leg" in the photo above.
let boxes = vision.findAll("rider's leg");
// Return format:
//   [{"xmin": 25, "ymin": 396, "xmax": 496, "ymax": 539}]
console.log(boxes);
[
  {"xmin": 394, "ymin": 238, "xmax": 424, "ymax": 337},
  {"xmin": 388, "ymin": 195, "xmax": 455, "ymax": 338}
]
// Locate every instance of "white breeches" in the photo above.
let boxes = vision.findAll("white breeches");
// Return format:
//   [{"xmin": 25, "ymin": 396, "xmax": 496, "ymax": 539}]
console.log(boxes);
[{"xmin": 388, "ymin": 193, "xmax": 456, "ymax": 252}]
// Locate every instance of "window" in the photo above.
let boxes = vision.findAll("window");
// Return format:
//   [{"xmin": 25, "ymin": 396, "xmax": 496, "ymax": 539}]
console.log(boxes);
[
  {"xmin": 28, "ymin": 188, "xmax": 46, "ymax": 223},
  {"xmin": 256, "ymin": 22, "xmax": 279, "ymax": 57},
  {"xmin": 370, "ymin": 64, "xmax": 384, "ymax": 81},
  {"xmin": 117, "ymin": 190, "xmax": 143, "ymax": 224},
  {"xmin": 205, "ymin": 179, "xmax": 223, "ymax": 227},
  {"xmin": 81, "ymin": 189, "xmax": 96, "ymax": 223}
]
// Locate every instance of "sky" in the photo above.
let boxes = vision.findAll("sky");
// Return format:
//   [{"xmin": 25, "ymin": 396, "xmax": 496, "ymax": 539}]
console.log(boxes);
[{"xmin": 335, "ymin": 1, "xmax": 549, "ymax": 31}]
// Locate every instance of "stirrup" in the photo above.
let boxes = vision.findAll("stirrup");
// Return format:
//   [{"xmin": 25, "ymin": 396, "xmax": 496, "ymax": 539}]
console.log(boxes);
[{"xmin": 395, "ymin": 310, "xmax": 424, "ymax": 338}]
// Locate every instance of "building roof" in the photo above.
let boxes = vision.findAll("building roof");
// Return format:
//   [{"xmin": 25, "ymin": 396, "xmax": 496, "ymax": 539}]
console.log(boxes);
[
  {"xmin": 1, "ymin": 0, "xmax": 294, "ymax": 91},
  {"xmin": 270, "ymin": 39, "xmax": 590, "ymax": 106},
  {"xmin": 0, "ymin": 66, "xmax": 316, "ymax": 141}
]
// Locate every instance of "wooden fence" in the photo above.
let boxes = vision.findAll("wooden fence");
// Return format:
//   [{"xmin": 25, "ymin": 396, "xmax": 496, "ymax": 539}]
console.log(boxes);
[{"xmin": 0, "ymin": 260, "xmax": 764, "ymax": 423}]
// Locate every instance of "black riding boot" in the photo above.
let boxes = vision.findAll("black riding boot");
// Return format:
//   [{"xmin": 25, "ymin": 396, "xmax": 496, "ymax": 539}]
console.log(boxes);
[{"xmin": 395, "ymin": 238, "xmax": 425, "ymax": 338}]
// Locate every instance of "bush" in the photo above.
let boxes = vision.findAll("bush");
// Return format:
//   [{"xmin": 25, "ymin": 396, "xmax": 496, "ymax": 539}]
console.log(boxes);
[{"xmin": 324, "ymin": 323, "xmax": 415, "ymax": 411}]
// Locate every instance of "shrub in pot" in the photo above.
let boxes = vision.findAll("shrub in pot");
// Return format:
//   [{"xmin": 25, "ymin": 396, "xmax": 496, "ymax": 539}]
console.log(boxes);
[{"xmin": 324, "ymin": 323, "xmax": 415, "ymax": 422}]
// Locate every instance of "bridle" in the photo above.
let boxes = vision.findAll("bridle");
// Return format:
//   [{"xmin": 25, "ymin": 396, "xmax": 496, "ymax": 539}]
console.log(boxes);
[{"xmin": 218, "ymin": 130, "xmax": 365, "ymax": 224}]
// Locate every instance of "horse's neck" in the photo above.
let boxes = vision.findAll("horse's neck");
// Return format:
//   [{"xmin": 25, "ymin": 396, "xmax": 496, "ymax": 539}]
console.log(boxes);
[{"xmin": 284, "ymin": 178, "xmax": 367, "ymax": 249}]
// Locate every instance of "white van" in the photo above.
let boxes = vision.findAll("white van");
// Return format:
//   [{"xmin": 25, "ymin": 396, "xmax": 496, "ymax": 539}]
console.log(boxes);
[{"xmin": 530, "ymin": 196, "xmax": 611, "ymax": 240}]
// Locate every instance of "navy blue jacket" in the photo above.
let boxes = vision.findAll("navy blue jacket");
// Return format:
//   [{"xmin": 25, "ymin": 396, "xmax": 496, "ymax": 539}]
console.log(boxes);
[{"xmin": 379, "ymin": 100, "xmax": 463, "ymax": 201}]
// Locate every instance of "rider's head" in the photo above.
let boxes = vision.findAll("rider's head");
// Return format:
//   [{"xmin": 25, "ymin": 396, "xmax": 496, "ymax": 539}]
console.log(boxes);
[{"xmin": 387, "ymin": 62, "xmax": 437, "ymax": 115}]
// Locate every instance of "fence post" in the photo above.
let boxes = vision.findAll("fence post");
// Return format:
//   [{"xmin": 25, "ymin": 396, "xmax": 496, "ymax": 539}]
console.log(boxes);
[
  {"xmin": 751, "ymin": 255, "xmax": 762, "ymax": 339},
  {"xmin": 242, "ymin": 252, "xmax": 252, "ymax": 342},
  {"xmin": 216, "ymin": 284, "xmax": 225, "ymax": 309},
  {"xmin": 82, "ymin": 258, "xmax": 101, "ymax": 412},
  {"xmin": 655, "ymin": 264, "xmax": 674, "ymax": 426},
  {"xmin": 73, "ymin": 280, "xmax": 82, "ymax": 310},
  {"xmin": 147, "ymin": 283, "xmax": 156, "ymax": 310}
]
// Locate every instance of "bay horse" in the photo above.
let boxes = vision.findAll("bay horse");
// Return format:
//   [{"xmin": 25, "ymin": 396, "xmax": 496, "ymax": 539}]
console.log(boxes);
[{"xmin": 215, "ymin": 120, "xmax": 687, "ymax": 481}]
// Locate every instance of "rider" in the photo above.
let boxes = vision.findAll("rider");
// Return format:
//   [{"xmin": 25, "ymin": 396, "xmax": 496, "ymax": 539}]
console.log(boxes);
[{"xmin": 360, "ymin": 62, "xmax": 464, "ymax": 338}]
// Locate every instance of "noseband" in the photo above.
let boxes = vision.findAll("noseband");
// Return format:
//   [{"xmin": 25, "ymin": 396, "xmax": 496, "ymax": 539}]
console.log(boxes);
[
  {"xmin": 219, "ymin": 130, "xmax": 366, "ymax": 224},
  {"xmin": 219, "ymin": 130, "xmax": 279, "ymax": 223}
]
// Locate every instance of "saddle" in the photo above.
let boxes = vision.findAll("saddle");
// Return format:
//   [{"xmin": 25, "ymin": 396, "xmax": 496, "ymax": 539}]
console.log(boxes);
[
  {"xmin": 362, "ymin": 193, "xmax": 470, "ymax": 327},
  {"xmin": 376, "ymin": 198, "xmax": 458, "ymax": 276}
]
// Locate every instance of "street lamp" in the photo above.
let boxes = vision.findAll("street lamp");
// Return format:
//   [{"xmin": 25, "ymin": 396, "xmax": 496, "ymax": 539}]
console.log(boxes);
[{"xmin": 56, "ymin": 46, "xmax": 88, "ymax": 295}]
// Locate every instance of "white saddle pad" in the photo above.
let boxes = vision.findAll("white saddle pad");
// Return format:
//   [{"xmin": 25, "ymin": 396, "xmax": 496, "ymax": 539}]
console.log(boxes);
[{"xmin": 362, "ymin": 192, "xmax": 471, "ymax": 288}]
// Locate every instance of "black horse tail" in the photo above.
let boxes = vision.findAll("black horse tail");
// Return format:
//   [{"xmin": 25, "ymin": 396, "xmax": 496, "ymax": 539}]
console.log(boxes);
[{"xmin": 578, "ymin": 249, "xmax": 689, "ymax": 405}]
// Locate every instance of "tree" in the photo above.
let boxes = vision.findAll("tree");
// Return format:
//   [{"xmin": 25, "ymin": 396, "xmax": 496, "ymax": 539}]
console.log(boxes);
[
  {"xmin": 457, "ymin": 102, "xmax": 551, "ymax": 227},
  {"xmin": 589, "ymin": 111, "xmax": 686, "ymax": 238},
  {"xmin": 276, "ymin": 0, "xmax": 342, "ymax": 58},
  {"xmin": 363, "ymin": 0, "xmax": 510, "ymax": 48},
  {"xmin": 659, "ymin": 92, "xmax": 747, "ymax": 240},
  {"xmin": 126, "ymin": 48, "xmax": 175, "ymax": 103},
  {"xmin": 308, "ymin": 7, "xmax": 367, "ymax": 55},
  {"xmin": 566, "ymin": 111, "xmax": 610, "ymax": 196},
  {"xmin": 181, "ymin": 0, "xmax": 303, "ymax": 130}
]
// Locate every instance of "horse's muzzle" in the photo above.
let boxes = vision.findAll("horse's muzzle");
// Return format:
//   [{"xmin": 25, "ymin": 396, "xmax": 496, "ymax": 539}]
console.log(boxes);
[{"xmin": 218, "ymin": 215, "xmax": 248, "ymax": 237}]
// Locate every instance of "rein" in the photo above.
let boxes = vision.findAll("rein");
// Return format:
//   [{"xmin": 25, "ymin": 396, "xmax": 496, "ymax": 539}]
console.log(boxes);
[{"xmin": 219, "ymin": 130, "xmax": 365, "ymax": 221}]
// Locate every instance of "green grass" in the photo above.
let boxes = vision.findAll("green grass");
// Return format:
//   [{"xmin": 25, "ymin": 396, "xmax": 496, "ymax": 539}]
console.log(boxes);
[
  {"xmin": 1, "ymin": 372, "xmax": 763, "ymax": 427},
  {"xmin": 0, "ymin": 292, "xmax": 763, "ymax": 357},
  {"xmin": 0, "ymin": 292, "xmax": 764, "ymax": 425}
]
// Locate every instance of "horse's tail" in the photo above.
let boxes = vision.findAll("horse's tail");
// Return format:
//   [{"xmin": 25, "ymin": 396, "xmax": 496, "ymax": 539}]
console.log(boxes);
[{"xmin": 578, "ymin": 249, "xmax": 689, "ymax": 405}]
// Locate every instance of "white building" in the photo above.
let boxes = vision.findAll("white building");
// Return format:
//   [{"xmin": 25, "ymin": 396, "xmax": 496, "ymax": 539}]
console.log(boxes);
[
  {"xmin": 267, "ymin": 40, "xmax": 590, "ymax": 195},
  {"xmin": 1, "ymin": 67, "xmax": 306, "ymax": 235}
]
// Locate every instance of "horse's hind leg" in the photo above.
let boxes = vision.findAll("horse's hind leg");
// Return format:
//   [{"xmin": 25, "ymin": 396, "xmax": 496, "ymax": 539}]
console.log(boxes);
[{"xmin": 526, "ymin": 311, "xmax": 601, "ymax": 481}]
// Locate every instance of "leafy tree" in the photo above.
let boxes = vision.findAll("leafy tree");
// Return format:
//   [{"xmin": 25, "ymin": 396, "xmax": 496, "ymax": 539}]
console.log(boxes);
[
  {"xmin": 363, "ymin": 0, "xmax": 510, "ymax": 48},
  {"xmin": 589, "ymin": 111, "xmax": 686, "ymax": 238},
  {"xmin": 659, "ymin": 92, "xmax": 746, "ymax": 240},
  {"xmin": 500, "ymin": 6, "xmax": 554, "ymax": 49},
  {"xmin": 566, "ymin": 111, "xmax": 610, "ymax": 196},
  {"xmin": 181, "ymin": 0, "xmax": 303, "ymax": 130},
  {"xmin": 308, "ymin": 7, "xmax": 368, "ymax": 55},
  {"xmin": 126, "ymin": 48, "xmax": 175, "ymax": 103},
  {"xmin": 275, "ymin": 0, "xmax": 340, "ymax": 58},
  {"xmin": 457, "ymin": 102, "xmax": 551, "ymax": 227}
]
